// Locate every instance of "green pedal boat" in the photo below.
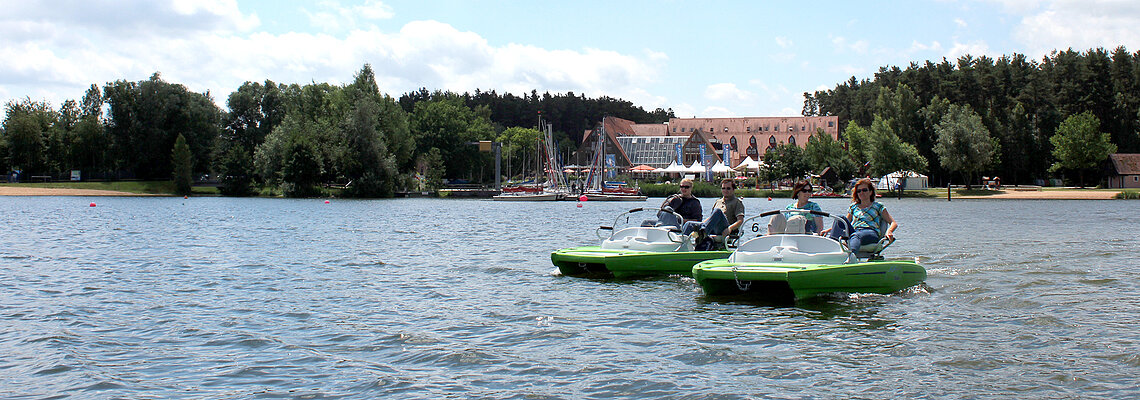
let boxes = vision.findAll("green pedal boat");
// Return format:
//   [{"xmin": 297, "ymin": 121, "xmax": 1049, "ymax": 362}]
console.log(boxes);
[
  {"xmin": 551, "ymin": 207, "xmax": 732, "ymax": 278},
  {"xmin": 692, "ymin": 210, "xmax": 926, "ymax": 301}
]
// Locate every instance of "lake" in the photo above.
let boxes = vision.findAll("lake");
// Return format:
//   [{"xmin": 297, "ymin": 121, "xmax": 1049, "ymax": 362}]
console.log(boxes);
[{"xmin": 1, "ymin": 196, "xmax": 1137, "ymax": 398}]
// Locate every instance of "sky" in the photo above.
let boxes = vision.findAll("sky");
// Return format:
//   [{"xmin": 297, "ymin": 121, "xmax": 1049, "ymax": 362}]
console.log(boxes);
[{"xmin": 3, "ymin": 0, "xmax": 1140, "ymax": 119}]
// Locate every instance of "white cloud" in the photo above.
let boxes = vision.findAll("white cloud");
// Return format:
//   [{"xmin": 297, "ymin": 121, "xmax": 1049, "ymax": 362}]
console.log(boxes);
[
  {"xmin": 831, "ymin": 35, "xmax": 869, "ymax": 54},
  {"xmin": 304, "ymin": 0, "xmax": 395, "ymax": 32},
  {"xmin": 357, "ymin": 0, "xmax": 395, "ymax": 20},
  {"xmin": 831, "ymin": 64, "xmax": 864, "ymax": 77},
  {"xmin": 983, "ymin": 0, "xmax": 1049, "ymax": 14},
  {"xmin": 0, "ymin": 6, "xmax": 663, "ymax": 112},
  {"xmin": 909, "ymin": 40, "xmax": 944, "ymax": 53},
  {"xmin": 775, "ymin": 36, "xmax": 792, "ymax": 48},
  {"xmin": 704, "ymin": 83, "xmax": 756, "ymax": 102},
  {"xmin": 954, "ymin": 18, "xmax": 968, "ymax": 28},
  {"xmin": 1012, "ymin": 0, "xmax": 1140, "ymax": 56},
  {"xmin": 701, "ymin": 106, "xmax": 735, "ymax": 118},
  {"xmin": 945, "ymin": 40, "xmax": 992, "ymax": 59}
]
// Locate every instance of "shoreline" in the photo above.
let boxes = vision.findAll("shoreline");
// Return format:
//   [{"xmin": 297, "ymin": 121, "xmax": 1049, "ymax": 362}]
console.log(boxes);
[{"xmin": 0, "ymin": 186, "xmax": 1127, "ymax": 200}]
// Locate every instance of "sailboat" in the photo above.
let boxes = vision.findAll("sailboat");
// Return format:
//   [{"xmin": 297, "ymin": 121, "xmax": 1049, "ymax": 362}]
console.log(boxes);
[
  {"xmin": 571, "ymin": 120, "xmax": 647, "ymax": 201},
  {"xmin": 493, "ymin": 119, "xmax": 569, "ymax": 201}
]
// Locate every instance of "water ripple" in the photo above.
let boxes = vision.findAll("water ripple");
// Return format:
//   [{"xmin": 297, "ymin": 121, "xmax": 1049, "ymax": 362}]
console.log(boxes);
[{"xmin": 1, "ymin": 197, "xmax": 1138, "ymax": 398}]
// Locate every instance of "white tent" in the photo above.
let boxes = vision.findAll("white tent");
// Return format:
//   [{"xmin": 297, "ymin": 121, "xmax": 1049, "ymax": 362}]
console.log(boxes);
[
  {"xmin": 710, "ymin": 160, "xmax": 733, "ymax": 174},
  {"xmin": 876, "ymin": 170, "xmax": 929, "ymax": 190},
  {"xmin": 733, "ymin": 156, "xmax": 762, "ymax": 172},
  {"xmin": 661, "ymin": 161, "xmax": 687, "ymax": 174},
  {"xmin": 686, "ymin": 160, "xmax": 706, "ymax": 173}
]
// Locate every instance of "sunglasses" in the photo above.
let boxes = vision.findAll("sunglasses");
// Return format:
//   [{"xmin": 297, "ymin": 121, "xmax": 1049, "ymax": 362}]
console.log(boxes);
[
  {"xmin": 856, "ymin": 188, "xmax": 871, "ymax": 193},
  {"xmin": 680, "ymin": 185, "xmax": 692, "ymax": 189}
]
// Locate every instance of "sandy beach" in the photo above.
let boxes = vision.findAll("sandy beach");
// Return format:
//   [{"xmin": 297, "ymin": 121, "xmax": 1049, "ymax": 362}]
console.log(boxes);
[
  {"xmin": 952, "ymin": 189, "xmax": 1120, "ymax": 200},
  {"xmin": 0, "ymin": 187, "xmax": 160, "ymax": 196}
]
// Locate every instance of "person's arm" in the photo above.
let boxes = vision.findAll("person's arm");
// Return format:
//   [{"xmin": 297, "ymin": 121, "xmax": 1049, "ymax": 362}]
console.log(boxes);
[
  {"xmin": 882, "ymin": 209, "xmax": 897, "ymax": 240},
  {"xmin": 725, "ymin": 206, "xmax": 744, "ymax": 236}
]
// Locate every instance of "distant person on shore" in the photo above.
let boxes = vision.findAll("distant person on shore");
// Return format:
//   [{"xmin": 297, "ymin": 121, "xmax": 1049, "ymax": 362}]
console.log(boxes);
[
  {"xmin": 784, "ymin": 180, "xmax": 824, "ymax": 234},
  {"xmin": 822, "ymin": 178, "xmax": 897, "ymax": 250}
]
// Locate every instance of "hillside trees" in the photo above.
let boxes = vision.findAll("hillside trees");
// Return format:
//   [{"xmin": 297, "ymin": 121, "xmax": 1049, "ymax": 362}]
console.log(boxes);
[{"xmin": 808, "ymin": 46, "xmax": 1140, "ymax": 185}]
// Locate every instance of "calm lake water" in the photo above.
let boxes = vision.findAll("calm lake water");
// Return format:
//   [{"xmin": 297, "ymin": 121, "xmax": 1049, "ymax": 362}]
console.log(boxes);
[{"xmin": 1, "ymin": 196, "xmax": 1137, "ymax": 399}]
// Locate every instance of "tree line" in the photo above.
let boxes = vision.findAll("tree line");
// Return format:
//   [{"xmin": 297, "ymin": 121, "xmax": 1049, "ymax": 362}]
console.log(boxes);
[
  {"xmin": 803, "ymin": 46, "xmax": 1137, "ymax": 187},
  {"xmin": 0, "ymin": 65, "xmax": 673, "ymax": 197}
]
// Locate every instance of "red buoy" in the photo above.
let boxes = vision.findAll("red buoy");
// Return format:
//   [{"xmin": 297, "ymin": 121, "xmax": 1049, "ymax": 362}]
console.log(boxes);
[
  {"xmin": 324, "ymin": 200, "xmax": 330, "ymax": 204},
  {"xmin": 89, "ymin": 202, "xmax": 96, "ymax": 207},
  {"xmin": 578, "ymin": 195, "xmax": 588, "ymax": 202},
  {"xmin": 576, "ymin": 202, "xmax": 583, "ymax": 208},
  {"xmin": 767, "ymin": 196, "xmax": 772, "ymax": 201}
]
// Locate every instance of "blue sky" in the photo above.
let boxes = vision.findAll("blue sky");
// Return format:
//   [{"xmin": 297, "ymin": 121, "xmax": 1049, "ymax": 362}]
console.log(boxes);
[{"xmin": 2, "ymin": 0, "xmax": 1139, "ymax": 119}]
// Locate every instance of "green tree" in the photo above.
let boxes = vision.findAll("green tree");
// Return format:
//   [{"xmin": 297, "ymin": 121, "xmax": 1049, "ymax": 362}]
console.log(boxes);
[
  {"xmin": 804, "ymin": 129, "xmax": 856, "ymax": 186},
  {"xmin": 255, "ymin": 112, "xmax": 333, "ymax": 192},
  {"xmin": 217, "ymin": 143, "xmax": 254, "ymax": 196},
  {"xmin": 2, "ymin": 99, "xmax": 57, "ymax": 176},
  {"xmin": 843, "ymin": 121, "xmax": 872, "ymax": 168},
  {"xmin": 281, "ymin": 136, "xmax": 323, "ymax": 197},
  {"xmin": 868, "ymin": 116, "xmax": 928, "ymax": 183},
  {"xmin": 340, "ymin": 93, "xmax": 398, "ymax": 197},
  {"xmin": 410, "ymin": 96, "xmax": 495, "ymax": 181},
  {"xmin": 172, "ymin": 133, "xmax": 193, "ymax": 196},
  {"xmin": 497, "ymin": 126, "xmax": 543, "ymax": 178},
  {"xmin": 1050, "ymin": 111, "xmax": 1117, "ymax": 187},
  {"xmin": 764, "ymin": 144, "xmax": 810, "ymax": 182},
  {"xmin": 933, "ymin": 104, "xmax": 999, "ymax": 188},
  {"xmin": 415, "ymin": 147, "xmax": 445, "ymax": 190},
  {"xmin": 104, "ymin": 73, "xmax": 220, "ymax": 179}
]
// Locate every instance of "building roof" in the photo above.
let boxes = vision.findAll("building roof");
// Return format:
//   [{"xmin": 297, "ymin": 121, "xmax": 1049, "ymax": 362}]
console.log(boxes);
[
  {"xmin": 1110, "ymin": 153, "xmax": 1140, "ymax": 175},
  {"xmin": 630, "ymin": 123, "xmax": 667, "ymax": 136}
]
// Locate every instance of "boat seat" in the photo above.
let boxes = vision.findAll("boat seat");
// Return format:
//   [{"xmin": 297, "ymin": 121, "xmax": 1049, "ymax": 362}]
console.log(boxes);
[
  {"xmin": 848, "ymin": 218, "xmax": 894, "ymax": 259},
  {"xmin": 640, "ymin": 208, "xmax": 682, "ymax": 230},
  {"xmin": 767, "ymin": 213, "xmax": 807, "ymax": 234},
  {"xmin": 601, "ymin": 227, "xmax": 691, "ymax": 252},
  {"xmin": 730, "ymin": 234, "xmax": 853, "ymax": 264}
]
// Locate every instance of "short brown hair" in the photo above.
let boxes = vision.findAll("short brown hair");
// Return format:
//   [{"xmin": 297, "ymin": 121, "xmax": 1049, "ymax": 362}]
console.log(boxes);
[
  {"xmin": 851, "ymin": 178, "xmax": 875, "ymax": 202},
  {"xmin": 720, "ymin": 178, "xmax": 736, "ymax": 190},
  {"xmin": 791, "ymin": 180, "xmax": 812, "ymax": 198}
]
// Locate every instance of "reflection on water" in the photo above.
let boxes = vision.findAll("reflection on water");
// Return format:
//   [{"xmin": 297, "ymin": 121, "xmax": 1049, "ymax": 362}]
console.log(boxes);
[{"xmin": 0, "ymin": 196, "xmax": 1137, "ymax": 398}]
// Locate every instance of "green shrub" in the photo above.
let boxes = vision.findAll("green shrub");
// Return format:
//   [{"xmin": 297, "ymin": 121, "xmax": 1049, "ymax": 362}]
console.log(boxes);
[{"xmin": 1116, "ymin": 190, "xmax": 1140, "ymax": 199}]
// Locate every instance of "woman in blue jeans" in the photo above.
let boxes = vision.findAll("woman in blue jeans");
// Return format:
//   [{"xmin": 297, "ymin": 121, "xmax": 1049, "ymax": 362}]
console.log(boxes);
[{"xmin": 822, "ymin": 178, "xmax": 897, "ymax": 250}]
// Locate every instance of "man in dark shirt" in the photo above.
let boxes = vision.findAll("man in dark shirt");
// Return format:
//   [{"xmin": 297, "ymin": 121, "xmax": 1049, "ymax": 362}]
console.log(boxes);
[{"xmin": 663, "ymin": 177, "xmax": 702, "ymax": 222}]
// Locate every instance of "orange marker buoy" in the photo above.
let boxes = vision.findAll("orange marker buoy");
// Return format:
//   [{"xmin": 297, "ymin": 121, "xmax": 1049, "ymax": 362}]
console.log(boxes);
[
  {"xmin": 767, "ymin": 196, "xmax": 772, "ymax": 201},
  {"xmin": 183, "ymin": 195, "xmax": 188, "ymax": 199},
  {"xmin": 578, "ymin": 195, "xmax": 588, "ymax": 202},
  {"xmin": 89, "ymin": 202, "xmax": 96, "ymax": 207}
]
